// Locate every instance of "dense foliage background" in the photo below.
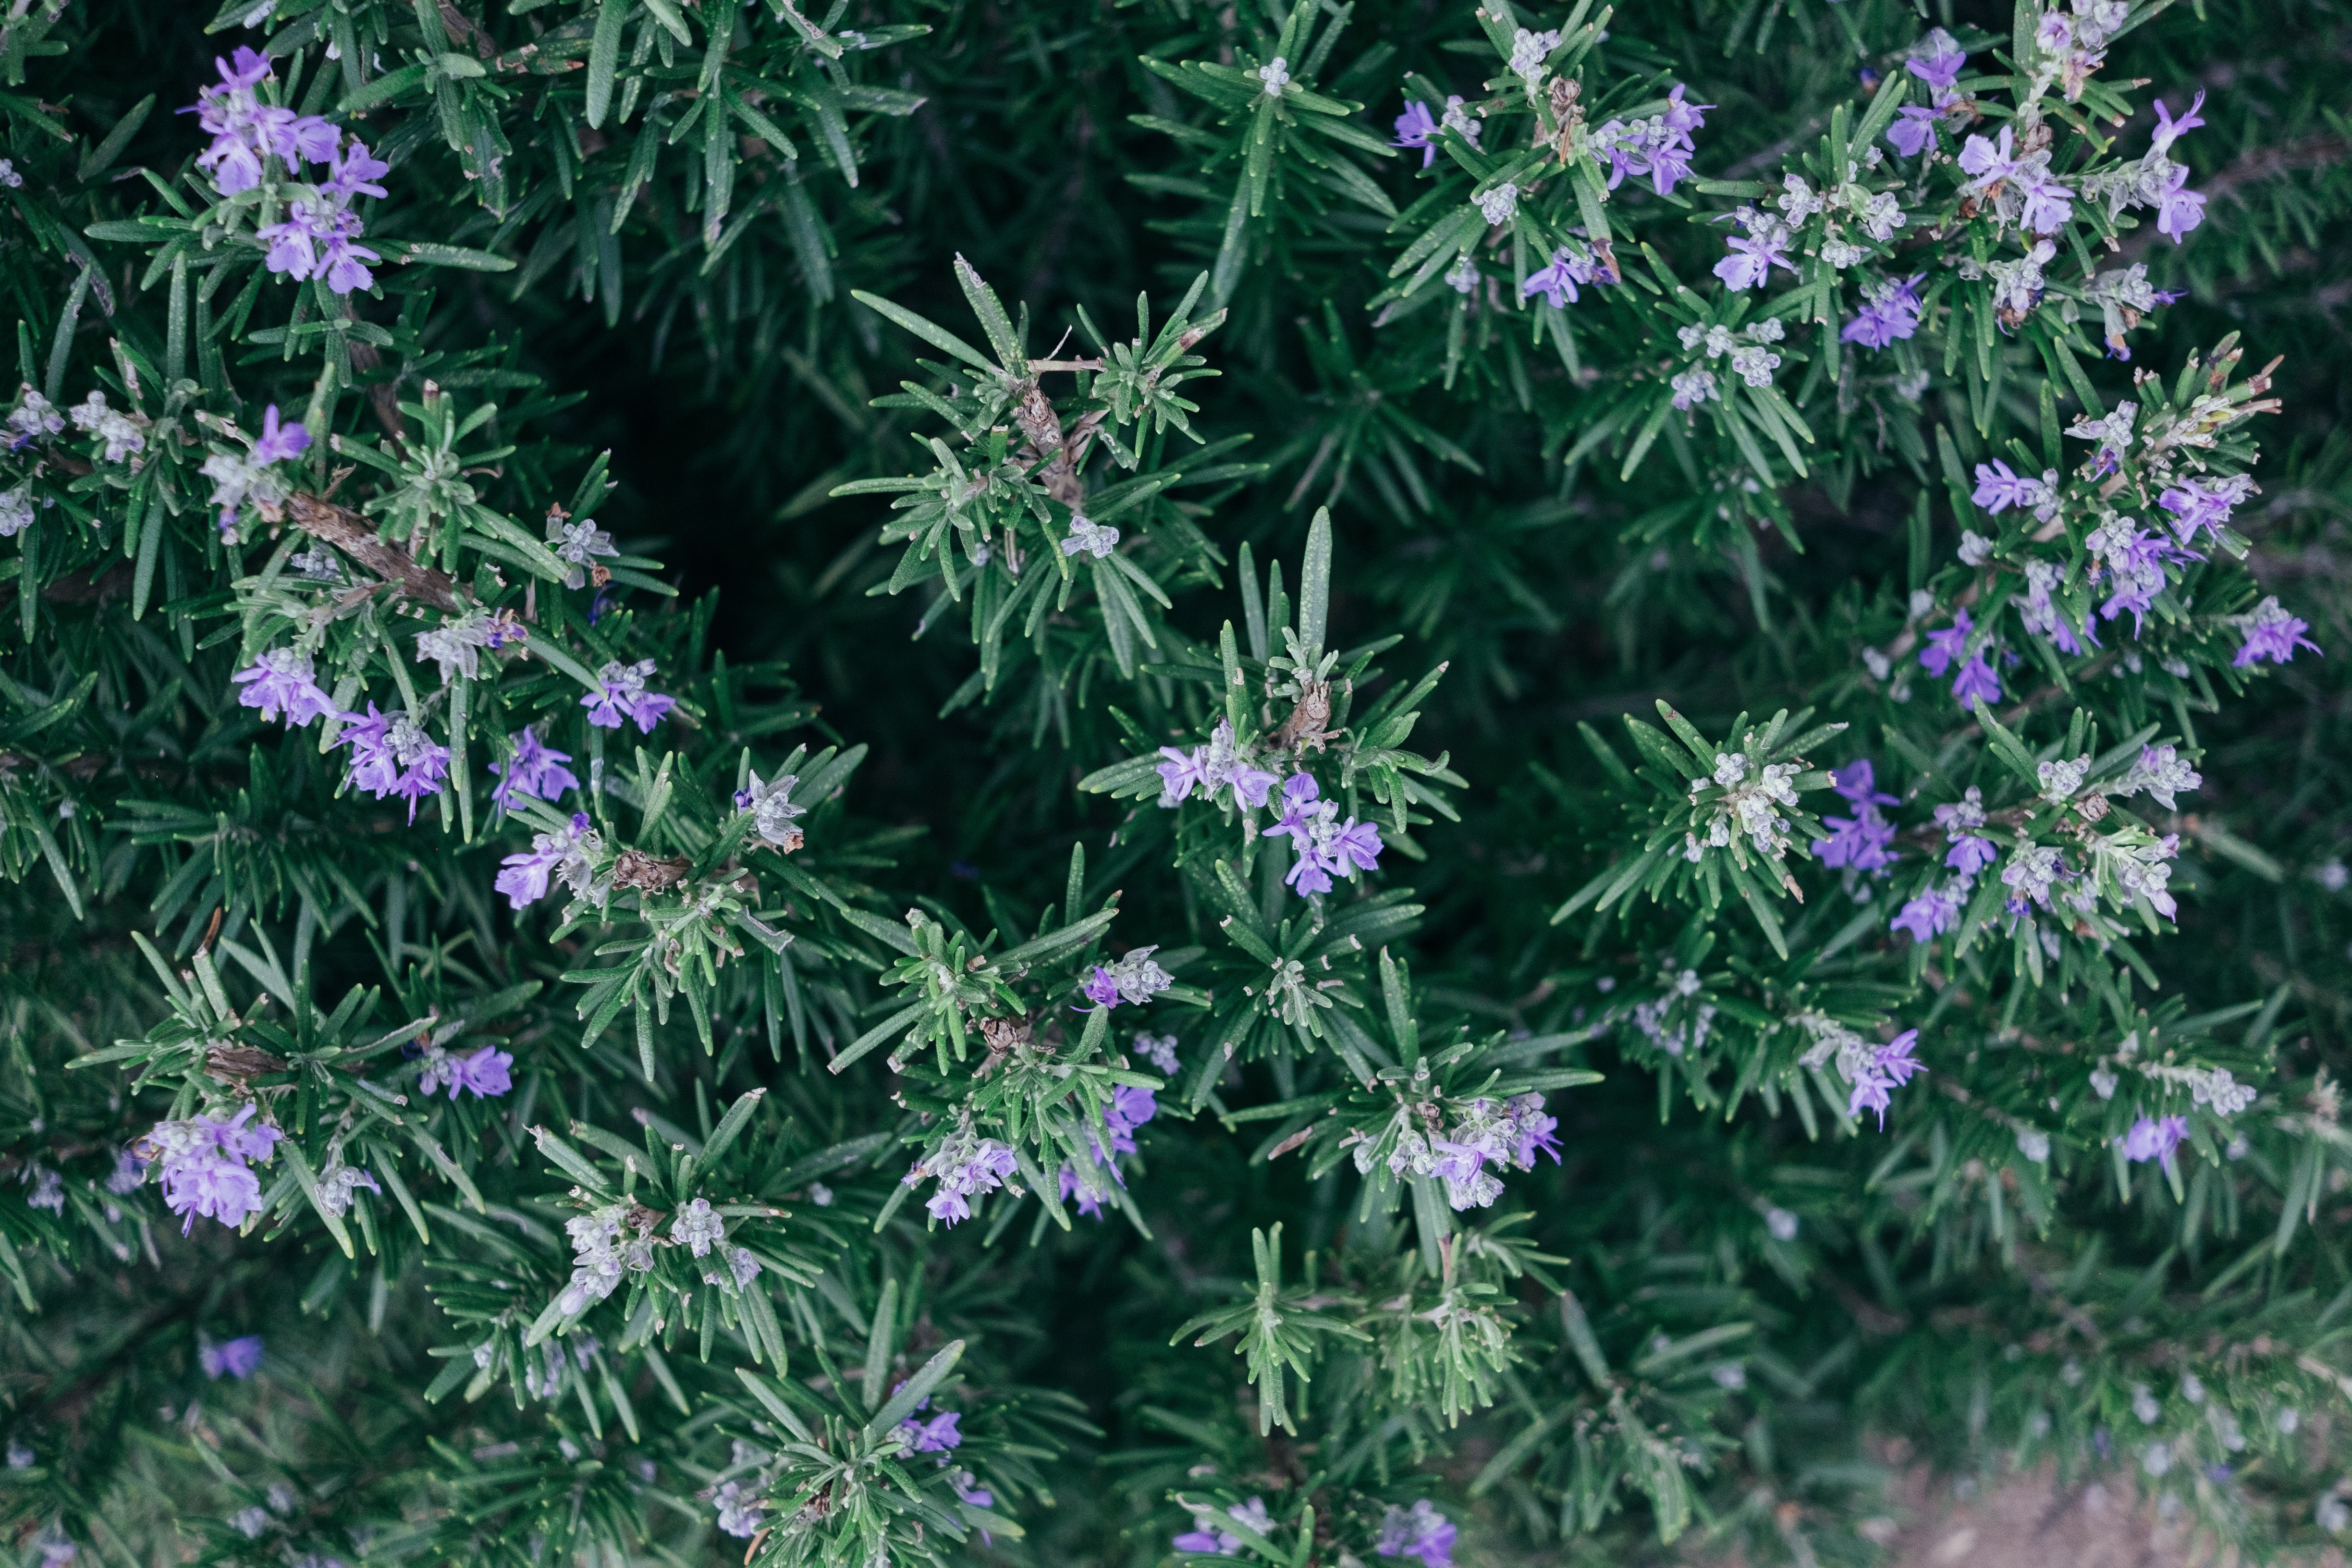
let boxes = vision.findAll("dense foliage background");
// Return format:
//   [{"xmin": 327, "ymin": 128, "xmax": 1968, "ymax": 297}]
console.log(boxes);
[{"xmin": 2, "ymin": 0, "xmax": 2351, "ymax": 1564}]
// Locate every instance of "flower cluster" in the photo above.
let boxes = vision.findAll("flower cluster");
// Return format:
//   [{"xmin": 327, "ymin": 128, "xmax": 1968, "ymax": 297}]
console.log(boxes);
[
  {"xmin": 1062, "ymin": 514, "xmax": 1119, "ymax": 559},
  {"xmin": 1080, "ymin": 946, "xmax": 1174, "ymax": 1011},
  {"xmin": 556, "ymin": 1203, "xmax": 641, "ymax": 1316},
  {"xmin": 903, "ymin": 1124, "xmax": 1020, "ymax": 1225},
  {"xmin": 1811, "ymin": 759, "xmax": 1899, "ymax": 875},
  {"xmin": 734, "ymin": 770, "xmax": 808, "ymax": 851},
  {"xmin": 494, "ymin": 813, "xmax": 603, "ymax": 910},
  {"xmin": 490, "ymin": 726, "xmax": 579, "ymax": 814},
  {"xmin": 1917, "ymin": 609, "xmax": 2002, "ymax": 710},
  {"xmin": 671, "ymin": 1197, "xmax": 726, "ymax": 1257},
  {"xmin": 416, "ymin": 1043, "xmax": 514, "ymax": 1100},
  {"xmin": 202, "ymin": 404, "xmax": 309, "ymax": 540},
  {"xmin": 232, "ymin": 647, "xmax": 335, "ymax": 728},
  {"xmin": 1061, "ymin": 1083, "xmax": 1160, "ymax": 1219},
  {"xmin": 1157, "ymin": 719, "xmax": 1277, "ymax": 810},
  {"xmin": 1588, "ymin": 85, "xmax": 1708, "ymax": 197},
  {"xmin": 1681, "ymin": 747, "xmax": 1803, "ymax": 864},
  {"xmin": 1841, "ymin": 272, "xmax": 1925, "ymax": 350},
  {"xmin": 1795, "ymin": 1016, "xmax": 1924, "ymax": 1127},
  {"xmin": 68, "ymin": 390, "xmax": 147, "ymax": 465},
  {"xmin": 1391, "ymin": 96, "xmax": 1482, "ymax": 168},
  {"xmin": 2122, "ymin": 1113, "xmax": 2189, "ymax": 1167},
  {"xmin": 546, "ymin": 513, "xmax": 617, "ymax": 589},
  {"xmin": 1262, "ymin": 773, "xmax": 1383, "ymax": 896},
  {"xmin": 1670, "ymin": 317, "xmax": 1788, "ymax": 409},
  {"xmin": 1374, "ymin": 1500, "xmax": 1458, "ymax": 1568},
  {"xmin": 1174, "ymin": 1497, "xmax": 1274, "ymax": 1557},
  {"xmin": 1629, "ymin": 970, "xmax": 1716, "ymax": 1057},
  {"xmin": 580, "ymin": 659, "xmax": 675, "ymax": 732},
  {"xmin": 1521, "ymin": 245, "xmax": 1605, "ymax": 310},
  {"xmin": 139, "ymin": 1106, "xmax": 281, "ymax": 1234},
  {"xmin": 1354, "ymin": 1093, "xmax": 1559, "ymax": 1212},
  {"xmin": 192, "ymin": 49, "xmax": 385, "ymax": 294},
  {"xmin": 334, "ymin": 704, "xmax": 451, "ymax": 821},
  {"xmin": 414, "ymin": 608, "xmax": 525, "ymax": 685}
]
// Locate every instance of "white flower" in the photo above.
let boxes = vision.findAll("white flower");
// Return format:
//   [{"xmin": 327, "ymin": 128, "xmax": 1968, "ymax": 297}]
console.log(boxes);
[
  {"xmin": 1727, "ymin": 345, "xmax": 1781, "ymax": 388},
  {"xmin": 0, "ymin": 486, "xmax": 33, "ymax": 539},
  {"xmin": 1444, "ymin": 254, "xmax": 1479, "ymax": 294},
  {"xmin": 2036, "ymin": 754, "xmax": 2090, "ymax": 802},
  {"xmin": 0, "ymin": 160, "xmax": 20, "ymax": 190},
  {"xmin": 1061, "ymin": 514, "xmax": 1119, "ymax": 559},
  {"xmin": 1255, "ymin": 57, "xmax": 1289, "ymax": 95},
  {"xmin": 7, "ymin": 388, "xmax": 62, "ymax": 441},
  {"xmin": 1439, "ymin": 95, "xmax": 1483, "ymax": 149},
  {"xmin": 1507, "ymin": 28, "xmax": 1560, "ymax": 86},
  {"xmin": 1474, "ymin": 183, "xmax": 1518, "ymax": 226},
  {"xmin": 2015, "ymin": 1127, "xmax": 2050, "ymax": 1163},
  {"xmin": 2090, "ymin": 1067, "xmax": 2119, "ymax": 1100},
  {"xmin": 737, "ymin": 770, "xmax": 807, "ymax": 848},
  {"xmin": 1765, "ymin": 1207, "xmax": 1798, "ymax": 1241},
  {"xmin": 1958, "ymin": 531, "xmax": 1992, "ymax": 566},
  {"xmin": 415, "ymin": 611, "xmax": 498, "ymax": 684},
  {"xmin": 1670, "ymin": 368, "xmax": 1718, "ymax": 410},
  {"xmin": 68, "ymin": 391, "xmax": 147, "ymax": 463},
  {"xmin": 672, "ymin": 1197, "xmax": 726, "ymax": 1258}
]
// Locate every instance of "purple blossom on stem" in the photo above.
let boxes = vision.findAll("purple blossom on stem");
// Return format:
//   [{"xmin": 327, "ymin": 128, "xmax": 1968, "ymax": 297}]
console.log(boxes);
[
  {"xmin": 141, "ymin": 1105, "xmax": 281, "ymax": 1235},
  {"xmin": 1262, "ymin": 773, "xmax": 1384, "ymax": 898},
  {"xmin": 1840, "ymin": 273, "xmax": 1924, "ymax": 350},
  {"xmin": 1522, "ymin": 246, "xmax": 1598, "ymax": 308},
  {"xmin": 904, "ymin": 1130, "xmax": 1019, "ymax": 1226},
  {"xmin": 1156, "ymin": 720, "xmax": 1276, "ymax": 809},
  {"xmin": 1590, "ymin": 84, "xmax": 1709, "ymax": 197},
  {"xmin": 494, "ymin": 813, "xmax": 597, "ymax": 910},
  {"xmin": 1845, "ymin": 1029, "xmax": 1923, "ymax": 1128},
  {"xmin": 334, "ymin": 704, "xmax": 450, "ymax": 822},
  {"xmin": 1957, "ymin": 125, "xmax": 2018, "ymax": 191},
  {"xmin": 2153, "ymin": 164, "xmax": 2205, "ymax": 241},
  {"xmin": 1392, "ymin": 100, "xmax": 1439, "ymax": 165},
  {"xmin": 2158, "ymin": 474, "xmax": 2252, "ymax": 545},
  {"xmin": 1714, "ymin": 232, "xmax": 1794, "ymax": 291},
  {"xmin": 232, "ymin": 648, "xmax": 336, "ymax": 728},
  {"xmin": 1950, "ymin": 653, "xmax": 2002, "ymax": 710},
  {"xmin": 445, "ymin": 1046, "xmax": 514, "ymax": 1100},
  {"xmin": 1079, "ymin": 946, "xmax": 1174, "ymax": 1012},
  {"xmin": 1903, "ymin": 31, "xmax": 1967, "ymax": 105},
  {"xmin": 2234, "ymin": 597, "xmax": 2321, "ymax": 667},
  {"xmin": 1813, "ymin": 759, "xmax": 1900, "ymax": 872},
  {"xmin": 250, "ymin": 404, "xmax": 310, "ymax": 466},
  {"xmin": 1375, "ymin": 1500, "xmax": 1457, "ymax": 1568},
  {"xmin": 898, "ymin": 1411, "xmax": 963, "ymax": 1454},
  {"xmin": 2123, "ymin": 1114, "xmax": 2189, "ymax": 1166},
  {"xmin": 2150, "ymin": 91, "xmax": 2205, "ymax": 156},
  {"xmin": 490, "ymin": 726, "xmax": 580, "ymax": 814},
  {"xmin": 580, "ymin": 659, "xmax": 675, "ymax": 732},
  {"xmin": 1971, "ymin": 460, "xmax": 2056, "ymax": 517},
  {"xmin": 1508, "ymin": 1092, "xmax": 1562, "ymax": 1166},
  {"xmin": 1890, "ymin": 882, "xmax": 1965, "ymax": 943},
  {"xmin": 1886, "ymin": 106, "xmax": 1941, "ymax": 158},
  {"xmin": 1918, "ymin": 610, "xmax": 1973, "ymax": 677},
  {"xmin": 199, "ymin": 1335, "xmax": 266, "ymax": 1380}
]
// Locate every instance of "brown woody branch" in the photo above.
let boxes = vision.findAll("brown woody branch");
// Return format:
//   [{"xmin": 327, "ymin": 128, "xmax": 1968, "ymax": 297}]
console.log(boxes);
[{"xmin": 281, "ymin": 492, "xmax": 465, "ymax": 614}]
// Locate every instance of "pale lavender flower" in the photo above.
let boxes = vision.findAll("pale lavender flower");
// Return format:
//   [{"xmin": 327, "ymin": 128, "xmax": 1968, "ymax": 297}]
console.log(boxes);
[
  {"xmin": 712, "ymin": 1480, "xmax": 764, "ymax": 1538},
  {"xmin": 1374, "ymin": 1499, "xmax": 1457, "ymax": 1568},
  {"xmin": 672, "ymin": 1198, "xmax": 725, "ymax": 1257},
  {"xmin": 735, "ymin": 770, "xmax": 806, "ymax": 849},
  {"xmin": 1714, "ymin": 232, "xmax": 1793, "ymax": 291},
  {"xmin": 323, "ymin": 139, "xmax": 388, "ymax": 200},
  {"xmin": 1522, "ymin": 246, "xmax": 1598, "ymax": 308},
  {"xmin": 250, "ymin": 404, "xmax": 310, "ymax": 466},
  {"xmin": 899, "ymin": 1410, "xmax": 962, "ymax": 1453},
  {"xmin": 1812, "ymin": 760, "xmax": 1899, "ymax": 872},
  {"xmin": 2018, "ymin": 173, "xmax": 2075, "ymax": 233},
  {"xmin": 1589, "ymin": 84, "xmax": 1708, "ymax": 197},
  {"xmin": 580, "ymin": 659, "xmax": 674, "ymax": 732},
  {"xmin": 446, "ymin": 1046, "xmax": 513, "ymax": 1100},
  {"xmin": 490, "ymin": 726, "xmax": 579, "ymax": 814},
  {"xmin": 2157, "ymin": 474, "xmax": 2252, "ymax": 545},
  {"xmin": 904, "ymin": 1129, "xmax": 1019, "ymax": 1225},
  {"xmin": 1392, "ymin": 100, "xmax": 1441, "ymax": 166},
  {"xmin": 546, "ymin": 514, "xmax": 618, "ymax": 589},
  {"xmin": 2234, "ymin": 597, "xmax": 2321, "ymax": 667},
  {"xmin": 1890, "ymin": 882, "xmax": 1964, "ymax": 943},
  {"xmin": 494, "ymin": 813, "xmax": 597, "ymax": 910},
  {"xmin": 2001, "ymin": 844, "xmax": 2070, "ymax": 908},
  {"xmin": 232, "ymin": 648, "xmax": 336, "ymax": 728},
  {"xmin": 314, "ymin": 1160, "xmax": 382, "ymax": 1219},
  {"xmin": 1840, "ymin": 273, "xmax": 1924, "ymax": 349},
  {"xmin": 200, "ymin": 1335, "xmax": 266, "ymax": 1380},
  {"xmin": 1508, "ymin": 1092, "xmax": 1561, "ymax": 1166},
  {"xmin": 1971, "ymin": 460, "xmax": 2056, "ymax": 516},
  {"xmin": 1062, "ymin": 514, "xmax": 1120, "ymax": 559},
  {"xmin": 2149, "ymin": 91, "xmax": 2205, "ymax": 156},
  {"xmin": 143, "ymin": 1106, "xmax": 280, "ymax": 1234},
  {"xmin": 1917, "ymin": 610, "xmax": 1972, "ymax": 676},
  {"xmin": 2153, "ymin": 164, "xmax": 2205, "ymax": 241},
  {"xmin": 949, "ymin": 1470, "xmax": 994, "ymax": 1508},
  {"xmin": 1134, "ymin": 1033, "xmax": 1182, "ymax": 1075},
  {"xmin": 2122, "ymin": 1114, "xmax": 2188, "ymax": 1165},
  {"xmin": 189, "ymin": 47, "xmax": 277, "ymax": 195},
  {"xmin": 1887, "ymin": 105, "xmax": 1941, "ymax": 158},
  {"xmin": 1950, "ymin": 653, "xmax": 2001, "ymax": 709},
  {"xmin": 1903, "ymin": 30, "xmax": 1967, "ymax": 105},
  {"xmin": 1081, "ymin": 946, "xmax": 1173, "ymax": 1011},
  {"xmin": 1957, "ymin": 125, "xmax": 2019, "ymax": 190}
]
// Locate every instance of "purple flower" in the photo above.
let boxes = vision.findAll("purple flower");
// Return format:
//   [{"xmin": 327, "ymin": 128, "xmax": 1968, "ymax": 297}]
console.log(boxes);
[
  {"xmin": 1522, "ymin": 246, "xmax": 1597, "ymax": 309},
  {"xmin": 1841, "ymin": 273, "xmax": 1924, "ymax": 350},
  {"xmin": 1875, "ymin": 1029, "xmax": 1923, "ymax": 1088},
  {"xmin": 1508, "ymin": 1092, "xmax": 1561, "ymax": 1166},
  {"xmin": 1945, "ymin": 835, "xmax": 1997, "ymax": 876},
  {"xmin": 1173, "ymin": 1522, "xmax": 1243, "ymax": 1557},
  {"xmin": 2018, "ymin": 174, "xmax": 2075, "ymax": 234},
  {"xmin": 1261, "ymin": 773, "xmax": 1383, "ymax": 898},
  {"xmin": 1918, "ymin": 610, "xmax": 1973, "ymax": 677},
  {"xmin": 250, "ymin": 404, "xmax": 310, "ymax": 466},
  {"xmin": 898, "ymin": 1411, "xmax": 963, "ymax": 1453},
  {"xmin": 1375, "ymin": 1500, "xmax": 1457, "ymax": 1568},
  {"xmin": 494, "ymin": 813, "xmax": 596, "ymax": 909},
  {"xmin": 1886, "ymin": 105, "xmax": 1941, "ymax": 158},
  {"xmin": 1832, "ymin": 759, "xmax": 1897, "ymax": 807},
  {"xmin": 1957, "ymin": 125, "xmax": 2018, "ymax": 190},
  {"xmin": 1890, "ymin": 883, "xmax": 1964, "ymax": 943},
  {"xmin": 1904, "ymin": 34, "xmax": 1967, "ymax": 105},
  {"xmin": 580, "ymin": 659, "xmax": 675, "ymax": 732},
  {"xmin": 189, "ymin": 48, "xmax": 275, "ymax": 196},
  {"xmin": 1155, "ymin": 745, "xmax": 1212, "ymax": 805},
  {"xmin": 1589, "ymin": 84, "xmax": 1709, "ymax": 197},
  {"xmin": 1813, "ymin": 809, "xmax": 1897, "ymax": 871},
  {"xmin": 1714, "ymin": 233, "xmax": 1793, "ymax": 291},
  {"xmin": 233, "ymin": 648, "xmax": 336, "ymax": 728},
  {"xmin": 1082, "ymin": 967, "xmax": 1124, "ymax": 1010},
  {"xmin": 2122, "ymin": 1114, "xmax": 2188, "ymax": 1165},
  {"xmin": 2149, "ymin": 91, "xmax": 2205, "ymax": 156},
  {"xmin": 1393, "ymin": 100, "xmax": 1440, "ymax": 165},
  {"xmin": 2158, "ymin": 475, "xmax": 2251, "ymax": 545},
  {"xmin": 1330, "ymin": 817, "xmax": 1384, "ymax": 876},
  {"xmin": 1950, "ymin": 653, "xmax": 2002, "ymax": 710},
  {"xmin": 1099, "ymin": 1083, "xmax": 1159, "ymax": 1159},
  {"xmin": 905, "ymin": 1133, "xmax": 1019, "ymax": 1226},
  {"xmin": 2234, "ymin": 597, "xmax": 2321, "ymax": 667},
  {"xmin": 319, "ymin": 206, "xmax": 379, "ymax": 295},
  {"xmin": 950, "ymin": 1470, "xmax": 993, "ymax": 1508},
  {"xmin": 447, "ymin": 1046, "xmax": 514, "ymax": 1100},
  {"xmin": 199, "ymin": 1335, "xmax": 265, "ymax": 1380},
  {"xmin": 324, "ymin": 139, "xmax": 389, "ymax": 200},
  {"xmin": 2153, "ymin": 164, "xmax": 2205, "ymax": 242},
  {"xmin": 1971, "ymin": 460, "xmax": 2055, "ymax": 517},
  {"xmin": 490, "ymin": 726, "xmax": 580, "ymax": 814},
  {"xmin": 334, "ymin": 704, "xmax": 450, "ymax": 822},
  {"xmin": 257, "ymin": 198, "xmax": 327, "ymax": 279},
  {"xmin": 142, "ymin": 1106, "xmax": 281, "ymax": 1235}
]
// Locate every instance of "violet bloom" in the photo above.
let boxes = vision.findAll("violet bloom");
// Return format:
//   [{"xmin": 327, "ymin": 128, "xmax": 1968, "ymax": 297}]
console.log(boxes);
[
  {"xmin": 2149, "ymin": 91, "xmax": 2205, "ymax": 156},
  {"xmin": 144, "ymin": 1105, "xmax": 281, "ymax": 1234},
  {"xmin": 324, "ymin": 139, "xmax": 389, "ymax": 200},
  {"xmin": 1889, "ymin": 883, "xmax": 1963, "ymax": 943},
  {"xmin": 1059, "ymin": 1161, "xmax": 1113, "ymax": 1219},
  {"xmin": 1173, "ymin": 1518, "xmax": 1243, "ymax": 1556},
  {"xmin": 447, "ymin": 1046, "xmax": 514, "ymax": 1100},
  {"xmin": 1886, "ymin": 105, "xmax": 1941, "ymax": 158},
  {"xmin": 494, "ymin": 813, "xmax": 596, "ymax": 909},
  {"xmin": 334, "ymin": 704, "xmax": 450, "ymax": 822},
  {"xmin": 950, "ymin": 1471, "xmax": 993, "ymax": 1508},
  {"xmin": 1945, "ymin": 834, "xmax": 1998, "ymax": 876},
  {"xmin": 1714, "ymin": 233, "xmax": 1793, "ymax": 291},
  {"xmin": 2122, "ymin": 1114, "xmax": 2189, "ymax": 1165},
  {"xmin": 1392, "ymin": 100, "xmax": 1440, "ymax": 166},
  {"xmin": 232, "ymin": 648, "xmax": 336, "ymax": 728},
  {"xmin": 1831, "ymin": 759, "xmax": 1898, "ymax": 808},
  {"xmin": 2234, "ymin": 597, "xmax": 2321, "ymax": 667},
  {"xmin": 2158, "ymin": 474, "xmax": 2251, "ymax": 545},
  {"xmin": 1875, "ymin": 1029, "xmax": 1923, "ymax": 1089},
  {"xmin": 904, "ymin": 1132, "xmax": 1019, "ymax": 1226},
  {"xmin": 898, "ymin": 1411, "xmax": 963, "ymax": 1453},
  {"xmin": 1950, "ymin": 653, "xmax": 2002, "ymax": 710},
  {"xmin": 580, "ymin": 659, "xmax": 675, "ymax": 732},
  {"xmin": 1903, "ymin": 33, "xmax": 1967, "ymax": 105},
  {"xmin": 1957, "ymin": 125, "xmax": 2018, "ymax": 191},
  {"xmin": 2153, "ymin": 165, "xmax": 2205, "ymax": 241},
  {"xmin": 1155, "ymin": 744, "xmax": 1212, "ymax": 805},
  {"xmin": 250, "ymin": 404, "xmax": 310, "ymax": 466},
  {"xmin": 1508, "ymin": 1092, "xmax": 1562, "ymax": 1165},
  {"xmin": 199, "ymin": 1335, "xmax": 266, "ymax": 1380},
  {"xmin": 1918, "ymin": 610, "xmax": 1973, "ymax": 677},
  {"xmin": 1375, "ymin": 1500, "xmax": 1457, "ymax": 1568},
  {"xmin": 1841, "ymin": 273, "xmax": 1924, "ymax": 350},
  {"xmin": 1522, "ymin": 246, "xmax": 1597, "ymax": 308},
  {"xmin": 188, "ymin": 47, "xmax": 276, "ymax": 195},
  {"xmin": 319, "ymin": 206, "xmax": 380, "ymax": 295},
  {"xmin": 2018, "ymin": 174, "xmax": 2075, "ymax": 233},
  {"xmin": 1971, "ymin": 460, "xmax": 2056, "ymax": 517},
  {"xmin": 490, "ymin": 726, "xmax": 580, "ymax": 814}
]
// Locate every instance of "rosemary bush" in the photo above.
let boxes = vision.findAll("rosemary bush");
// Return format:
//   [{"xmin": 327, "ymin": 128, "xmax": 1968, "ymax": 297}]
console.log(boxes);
[{"xmin": 2, "ymin": 0, "xmax": 2351, "ymax": 1564}]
